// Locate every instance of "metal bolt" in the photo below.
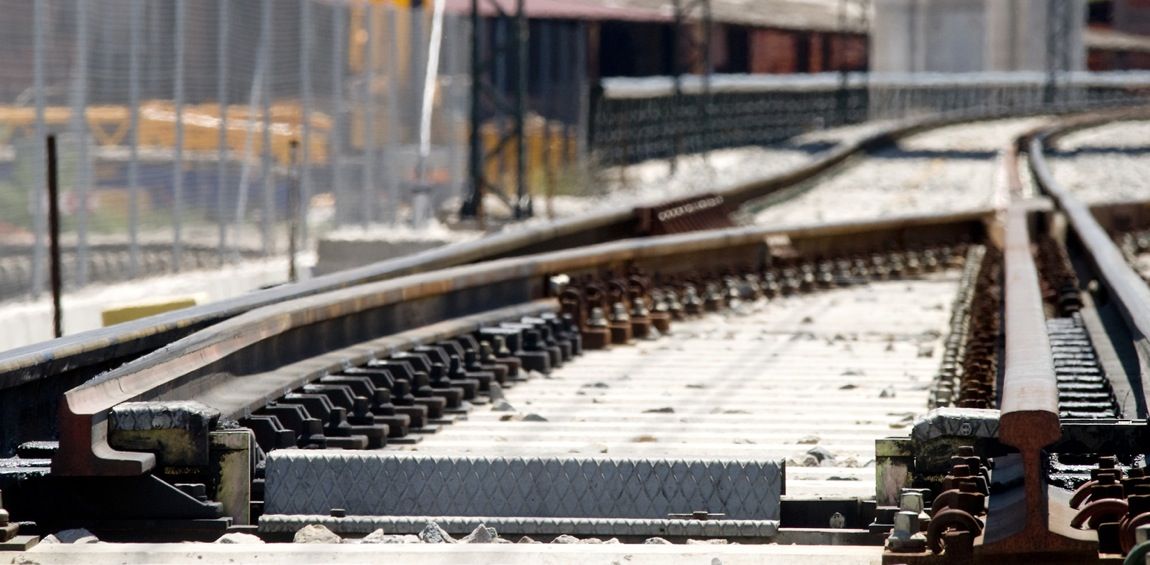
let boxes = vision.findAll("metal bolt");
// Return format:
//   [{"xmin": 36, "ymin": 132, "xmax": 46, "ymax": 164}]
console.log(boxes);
[
  {"xmin": 829, "ymin": 512, "xmax": 845, "ymax": 529},
  {"xmin": 588, "ymin": 307, "xmax": 609, "ymax": 328},
  {"xmin": 900, "ymin": 492, "xmax": 924, "ymax": 514},
  {"xmin": 1138, "ymin": 524, "xmax": 1150, "ymax": 545},
  {"xmin": 894, "ymin": 510, "xmax": 919, "ymax": 536}
]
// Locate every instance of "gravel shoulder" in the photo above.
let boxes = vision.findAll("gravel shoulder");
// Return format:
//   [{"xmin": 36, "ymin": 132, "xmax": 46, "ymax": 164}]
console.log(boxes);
[
  {"xmin": 752, "ymin": 117, "xmax": 1049, "ymax": 226},
  {"xmin": 540, "ymin": 121, "xmax": 896, "ymax": 219},
  {"xmin": 1047, "ymin": 119, "xmax": 1150, "ymax": 204}
]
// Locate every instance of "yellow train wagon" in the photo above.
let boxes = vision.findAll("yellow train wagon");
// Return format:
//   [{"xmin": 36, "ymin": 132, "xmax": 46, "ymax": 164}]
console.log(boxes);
[{"xmin": 0, "ymin": 102, "xmax": 331, "ymax": 167}]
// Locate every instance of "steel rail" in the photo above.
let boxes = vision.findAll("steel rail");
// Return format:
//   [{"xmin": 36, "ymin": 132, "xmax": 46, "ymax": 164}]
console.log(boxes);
[
  {"xmin": 0, "ymin": 110, "xmax": 1105, "ymax": 392},
  {"xmin": 1029, "ymin": 120, "xmax": 1150, "ymax": 419},
  {"xmin": 0, "ymin": 111, "xmax": 1047, "ymax": 459},
  {"xmin": 51, "ymin": 209, "xmax": 990, "ymax": 476},
  {"xmin": 983, "ymin": 202, "xmax": 1088, "ymax": 555}
]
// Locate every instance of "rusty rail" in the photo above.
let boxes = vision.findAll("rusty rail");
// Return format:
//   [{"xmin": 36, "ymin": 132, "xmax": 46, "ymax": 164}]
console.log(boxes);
[
  {"xmin": 52, "ymin": 210, "xmax": 990, "ymax": 476},
  {"xmin": 968, "ymin": 112, "xmax": 1150, "ymax": 559},
  {"xmin": 1029, "ymin": 125, "xmax": 1150, "ymax": 419},
  {"xmin": 0, "ymin": 109, "xmax": 1108, "ymax": 396},
  {"xmin": 15, "ymin": 109, "xmax": 1146, "ymax": 465},
  {"xmin": 983, "ymin": 203, "xmax": 1085, "ymax": 554},
  {"xmin": 0, "ymin": 111, "xmax": 1041, "ymax": 458}
]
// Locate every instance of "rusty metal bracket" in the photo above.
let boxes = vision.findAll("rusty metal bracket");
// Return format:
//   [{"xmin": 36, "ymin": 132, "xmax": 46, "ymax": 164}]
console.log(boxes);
[{"xmin": 634, "ymin": 194, "xmax": 733, "ymax": 236}]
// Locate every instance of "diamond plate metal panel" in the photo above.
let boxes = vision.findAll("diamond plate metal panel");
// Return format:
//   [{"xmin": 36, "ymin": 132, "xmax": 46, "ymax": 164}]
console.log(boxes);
[
  {"xmin": 109, "ymin": 401, "xmax": 220, "ymax": 431},
  {"xmin": 258, "ymin": 514, "xmax": 780, "ymax": 538},
  {"xmin": 264, "ymin": 451, "xmax": 783, "ymax": 520}
]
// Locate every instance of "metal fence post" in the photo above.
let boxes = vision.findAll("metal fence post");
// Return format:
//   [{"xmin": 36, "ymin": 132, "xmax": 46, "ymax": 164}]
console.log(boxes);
[
  {"xmin": 30, "ymin": 0, "xmax": 48, "ymax": 298},
  {"xmin": 70, "ymin": 0, "xmax": 91, "ymax": 287},
  {"xmin": 514, "ymin": 0, "xmax": 530, "ymax": 219},
  {"xmin": 575, "ymin": 21, "xmax": 589, "ymax": 184},
  {"xmin": 444, "ymin": 15, "xmax": 464, "ymax": 209},
  {"xmin": 128, "ymin": 0, "xmax": 142, "ymax": 278},
  {"xmin": 288, "ymin": 140, "xmax": 300, "ymax": 283},
  {"xmin": 173, "ymin": 0, "xmax": 187, "ymax": 271},
  {"xmin": 46, "ymin": 135, "xmax": 63, "ymax": 339},
  {"xmin": 538, "ymin": 21, "xmax": 553, "ymax": 217},
  {"xmin": 363, "ymin": 2, "xmax": 378, "ymax": 227},
  {"xmin": 260, "ymin": 0, "xmax": 274, "ymax": 256},
  {"xmin": 217, "ymin": 0, "xmax": 231, "ymax": 264},
  {"xmin": 386, "ymin": 7, "xmax": 401, "ymax": 225},
  {"xmin": 461, "ymin": 0, "xmax": 483, "ymax": 221},
  {"xmin": 299, "ymin": 0, "xmax": 314, "ymax": 249},
  {"xmin": 331, "ymin": 3, "xmax": 346, "ymax": 226}
]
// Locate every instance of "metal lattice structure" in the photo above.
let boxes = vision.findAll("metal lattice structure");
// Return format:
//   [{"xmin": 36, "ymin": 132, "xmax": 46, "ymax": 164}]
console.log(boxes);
[
  {"xmin": 1046, "ymin": 0, "xmax": 1076, "ymax": 103},
  {"xmin": 668, "ymin": 0, "xmax": 712, "ymax": 174},
  {"xmin": 461, "ymin": 0, "xmax": 530, "ymax": 222},
  {"xmin": 837, "ymin": 0, "xmax": 870, "ymax": 124}
]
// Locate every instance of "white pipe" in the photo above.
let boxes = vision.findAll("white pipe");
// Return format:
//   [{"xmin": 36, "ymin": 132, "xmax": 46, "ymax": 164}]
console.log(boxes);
[{"xmin": 416, "ymin": 0, "xmax": 447, "ymax": 182}]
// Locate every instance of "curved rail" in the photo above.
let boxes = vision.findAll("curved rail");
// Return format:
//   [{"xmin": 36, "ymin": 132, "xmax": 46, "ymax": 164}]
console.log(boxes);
[
  {"xmin": 1029, "ymin": 116, "xmax": 1150, "ymax": 419},
  {"xmin": 52, "ymin": 209, "xmax": 990, "ymax": 475},
  {"xmin": 0, "ymin": 110, "xmax": 1039, "ymax": 458},
  {"xmin": 7, "ymin": 108, "xmax": 1137, "ymax": 460},
  {"xmin": 0, "ymin": 109, "xmax": 1103, "ymax": 391}
]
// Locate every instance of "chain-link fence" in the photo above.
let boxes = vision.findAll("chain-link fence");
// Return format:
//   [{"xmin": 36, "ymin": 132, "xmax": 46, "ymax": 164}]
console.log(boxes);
[
  {"xmin": 0, "ymin": 0, "xmax": 469, "ymax": 302},
  {"xmin": 6, "ymin": 0, "xmax": 1150, "ymax": 307},
  {"xmin": 591, "ymin": 71, "xmax": 1150, "ymax": 167}
]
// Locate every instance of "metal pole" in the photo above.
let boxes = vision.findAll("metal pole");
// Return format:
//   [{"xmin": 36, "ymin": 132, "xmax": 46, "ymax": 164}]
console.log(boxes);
[
  {"xmin": 31, "ymin": 0, "xmax": 47, "ymax": 298},
  {"xmin": 574, "ymin": 21, "xmax": 589, "ymax": 178},
  {"xmin": 71, "ymin": 0, "xmax": 91, "ymax": 287},
  {"xmin": 417, "ymin": 0, "xmax": 448, "ymax": 184},
  {"xmin": 837, "ymin": 0, "xmax": 849, "ymax": 125},
  {"xmin": 411, "ymin": 3, "xmax": 426, "ymax": 139},
  {"xmin": 414, "ymin": 0, "xmax": 448, "ymax": 229},
  {"xmin": 538, "ymin": 21, "xmax": 553, "ymax": 218},
  {"xmin": 173, "ymin": 0, "xmax": 187, "ymax": 271},
  {"xmin": 232, "ymin": 3, "xmax": 268, "ymax": 259},
  {"xmin": 288, "ymin": 140, "xmax": 300, "ymax": 283},
  {"xmin": 1046, "ymin": 0, "xmax": 1061, "ymax": 105},
  {"xmin": 443, "ymin": 16, "xmax": 464, "ymax": 212},
  {"xmin": 299, "ymin": 0, "xmax": 313, "ymax": 249},
  {"xmin": 670, "ymin": 0, "xmax": 682, "ymax": 174},
  {"xmin": 46, "ymin": 135, "xmax": 63, "ymax": 339},
  {"xmin": 363, "ymin": 2, "xmax": 378, "ymax": 226},
  {"xmin": 217, "ymin": 0, "xmax": 230, "ymax": 264},
  {"xmin": 128, "ymin": 0, "xmax": 142, "ymax": 278},
  {"xmin": 461, "ymin": 0, "xmax": 483, "ymax": 221},
  {"xmin": 261, "ymin": 0, "xmax": 274, "ymax": 256},
  {"xmin": 331, "ymin": 4, "xmax": 346, "ymax": 225},
  {"xmin": 513, "ymin": 0, "xmax": 529, "ymax": 219},
  {"xmin": 387, "ymin": 8, "xmax": 404, "ymax": 223},
  {"xmin": 700, "ymin": 0, "xmax": 712, "ymax": 156},
  {"xmin": 493, "ymin": 19, "xmax": 507, "ymax": 189}
]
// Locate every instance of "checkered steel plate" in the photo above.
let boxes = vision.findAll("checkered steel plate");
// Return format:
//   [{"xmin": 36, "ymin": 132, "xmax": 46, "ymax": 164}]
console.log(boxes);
[
  {"xmin": 264, "ymin": 451, "xmax": 784, "ymax": 520},
  {"xmin": 258, "ymin": 514, "xmax": 780, "ymax": 538}
]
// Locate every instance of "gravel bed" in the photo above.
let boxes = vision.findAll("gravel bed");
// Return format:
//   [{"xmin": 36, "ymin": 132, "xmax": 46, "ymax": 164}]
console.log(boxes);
[
  {"xmin": 753, "ymin": 117, "xmax": 1049, "ymax": 226},
  {"xmin": 1046, "ymin": 119, "xmax": 1150, "ymax": 204}
]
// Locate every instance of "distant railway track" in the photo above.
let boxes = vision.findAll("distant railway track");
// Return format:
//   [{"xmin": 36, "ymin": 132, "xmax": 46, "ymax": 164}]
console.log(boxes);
[{"xmin": 3, "ymin": 110, "xmax": 1150, "ymax": 562}]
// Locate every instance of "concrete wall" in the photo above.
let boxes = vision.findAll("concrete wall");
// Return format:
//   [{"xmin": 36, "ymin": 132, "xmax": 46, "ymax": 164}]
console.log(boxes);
[{"xmin": 873, "ymin": 0, "xmax": 1085, "ymax": 72}]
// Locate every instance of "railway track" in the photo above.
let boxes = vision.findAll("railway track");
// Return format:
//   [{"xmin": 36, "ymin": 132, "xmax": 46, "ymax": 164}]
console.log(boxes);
[
  {"xmin": 2, "ymin": 112, "xmax": 1150, "ymax": 563},
  {"xmin": 0, "ymin": 109, "xmax": 1031, "ymax": 460}
]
